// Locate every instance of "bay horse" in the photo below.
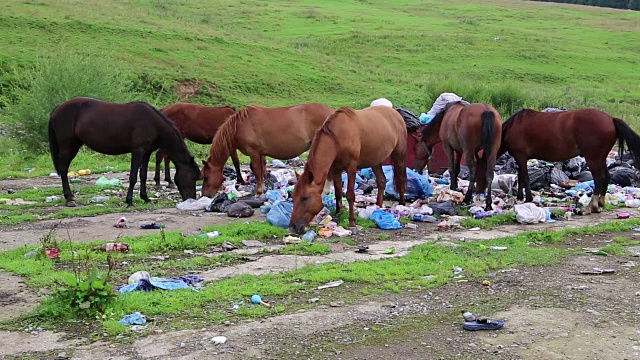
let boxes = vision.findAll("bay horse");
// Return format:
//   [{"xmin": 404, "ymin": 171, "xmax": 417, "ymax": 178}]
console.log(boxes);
[
  {"xmin": 289, "ymin": 106, "xmax": 407, "ymax": 235},
  {"xmin": 155, "ymin": 103, "xmax": 247, "ymax": 188},
  {"xmin": 499, "ymin": 108, "xmax": 640, "ymax": 214},
  {"xmin": 201, "ymin": 103, "xmax": 334, "ymax": 197},
  {"xmin": 48, "ymin": 97, "xmax": 201, "ymax": 207},
  {"xmin": 413, "ymin": 102, "xmax": 502, "ymax": 208}
]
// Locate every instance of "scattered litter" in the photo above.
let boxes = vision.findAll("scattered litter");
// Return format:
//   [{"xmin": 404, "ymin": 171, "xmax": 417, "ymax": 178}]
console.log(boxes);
[
  {"xmin": 514, "ymin": 203, "xmax": 546, "ymax": 224},
  {"xmin": 45, "ymin": 247, "xmax": 60, "ymax": 259},
  {"xmin": 211, "ymin": 336, "xmax": 227, "ymax": 345},
  {"xmin": 95, "ymin": 176, "xmax": 122, "ymax": 187},
  {"xmin": 370, "ymin": 209, "xmax": 402, "ymax": 230},
  {"xmin": 283, "ymin": 235, "xmax": 302, "ymax": 244},
  {"xmin": 580, "ymin": 268, "xmax": 615, "ymax": 275},
  {"xmin": 45, "ymin": 195, "xmax": 60, "ymax": 203},
  {"xmin": 332, "ymin": 226, "xmax": 352, "ymax": 237},
  {"xmin": 114, "ymin": 217, "xmax": 128, "ymax": 228},
  {"xmin": 405, "ymin": 223, "xmax": 418, "ymax": 229},
  {"xmin": 482, "ymin": 280, "xmax": 491, "ymax": 286},
  {"xmin": 308, "ymin": 298, "xmax": 320, "ymax": 303},
  {"xmin": 462, "ymin": 311, "xmax": 505, "ymax": 331},
  {"xmin": 468, "ymin": 227, "xmax": 481, "ymax": 231},
  {"xmin": 130, "ymin": 325, "xmax": 148, "ymax": 332},
  {"xmin": 197, "ymin": 231, "xmax": 220, "ymax": 239},
  {"xmin": 90, "ymin": 195, "xmax": 110, "ymax": 203},
  {"xmin": 93, "ymin": 242, "xmax": 130, "ymax": 253},
  {"xmin": 571, "ymin": 285, "xmax": 589, "ymax": 290},
  {"xmin": 490, "ymin": 246, "xmax": 508, "ymax": 251},
  {"xmin": 422, "ymin": 275, "xmax": 435, "ymax": 281},
  {"xmin": 118, "ymin": 312, "xmax": 146, "ymax": 326},
  {"xmin": 221, "ymin": 242, "xmax": 237, "ymax": 251},
  {"xmin": 617, "ymin": 212, "xmax": 630, "ymax": 219},
  {"xmin": 128, "ymin": 271, "xmax": 151, "ymax": 284},
  {"xmin": 176, "ymin": 197, "xmax": 212, "ymax": 211},
  {"xmin": 302, "ymin": 230, "xmax": 317, "ymax": 243},
  {"xmin": 251, "ymin": 294, "xmax": 271, "ymax": 307},
  {"xmin": 140, "ymin": 223, "xmax": 163, "ymax": 229},
  {"xmin": 317, "ymin": 280, "xmax": 344, "ymax": 290},
  {"xmin": 453, "ymin": 266, "xmax": 463, "ymax": 275},
  {"xmin": 49, "ymin": 172, "xmax": 58, "ymax": 177},
  {"xmin": 227, "ymin": 202, "xmax": 255, "ymax": 218},
  {"xmin": 266, "ymin": 200, "xmax": 294, "ymax": 228},
  {"xmin": 383, "ymin": 247, "xmax": 395, "ymax": 254},
  {"xmin": 356, "ymin": 245, "xmax": 369, "ymax": 254},
  {"xmin": 117, "ymin": 275, "xmax": 204, "ymax": 294}
]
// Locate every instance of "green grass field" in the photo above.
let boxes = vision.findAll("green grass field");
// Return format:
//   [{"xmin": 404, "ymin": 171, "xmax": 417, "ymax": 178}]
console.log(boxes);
[{"xmin": 0, "ymin": 0, "xmax": 639, "ymax": 175}]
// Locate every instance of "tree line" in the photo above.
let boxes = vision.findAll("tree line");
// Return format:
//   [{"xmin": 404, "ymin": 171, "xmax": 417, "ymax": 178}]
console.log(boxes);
[{"xmin": 530, "ymin": 0, "xmax": 640, "ymax": 10}]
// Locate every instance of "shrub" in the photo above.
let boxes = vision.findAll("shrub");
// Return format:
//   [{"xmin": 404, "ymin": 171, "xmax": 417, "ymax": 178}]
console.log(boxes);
[{"xmin": 6, "ymin": 50, "xmax": 138, "ymax": 154}]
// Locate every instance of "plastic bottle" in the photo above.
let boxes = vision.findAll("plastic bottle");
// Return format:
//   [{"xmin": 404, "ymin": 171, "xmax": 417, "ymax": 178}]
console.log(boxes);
[
  {"xmin": 302, "ymin": 230, "xmax": 317, "ymax": 243},
  {"xmin": 197, "ymin": 231, "xmax": 220, "ymax": 239}
]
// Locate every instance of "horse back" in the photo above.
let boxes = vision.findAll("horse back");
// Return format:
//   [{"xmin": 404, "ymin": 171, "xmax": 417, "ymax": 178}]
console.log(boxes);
[{"xmin": 162, "ymin": 102, "xmax": 236, "ymax": 144}]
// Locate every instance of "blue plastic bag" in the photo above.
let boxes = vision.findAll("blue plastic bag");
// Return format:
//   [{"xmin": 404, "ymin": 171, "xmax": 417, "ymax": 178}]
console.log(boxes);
[
  {"xmin": 266, "ymin": 189, "xmax": 284, "ymax": 204},
  {"xmin": 266, "ymin": 200, "xmax": 294, "ymax": 228},
  {"xmin": 360, "ymin": 166, "xmax": 433, "ymax": 200},
  {"xmin": 369, "ymin": 209, "xmax": 402, "ymax": 230},
  {"xmin": 119, "ymin": 312, "xmax": 147, "ymax": 325},
  {"xmin": 341, "ymin": 172, "xmax": 367, "ymax": 190},
  {"xmin": 322, "ymin": 194, "xmax": 336, "ymax": 212}
]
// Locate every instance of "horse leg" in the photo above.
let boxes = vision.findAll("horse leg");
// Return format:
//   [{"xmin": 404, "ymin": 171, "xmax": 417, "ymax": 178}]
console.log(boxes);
[
  {"xmin": 346, "ymin": 164, "xmax": 358, "ymax": 229},
  {"xmin": 485, "ymin": 155, "xmax": 497, "ymax": 210},
  {"xmin": 514, "ymin": 155, "xmax": 532, "ymax": 202},
  {"xmin": 444, "ymin": 144, "xmax": 457, "ymax": 190},
  {"xmin": 452, "ymin": 151, "xmax": 462, "ymax": 191},
  {"xmin": 371, "ymin": 164, "xmax": 387, "ymax": 208},
  {"xmin": 57, "ymin": 141, "xmax": 83, "ymax": 207},
  {"xmin": 126, "ymin": 150, "xmax": 145, "ymax": 207},
  {"xmin": 231, "ymin": 150, "xmax": 246, "ymax": 185},
  {"xmin": 153, "ymin": 150, "xmax": 162, "ymax": 189},
  {"xmin": 164, "ymin": 152, "xmax": 174, "ymax": 188},
  {"xmin": 139, "ymin": 151, "xmax": 153, "ymax": 203},
  {"xmin": 250, "ymin": 153, "xmax": 265, "ymax": 196},
  {"xmin": 463, "ymin": 152, "xmax": 477, "ymax": 204},
  {"xmin": 586, "ymin": 158, "xmax": 608, "ymax": 213},
  {"xmin": 331, "ymin": 170, "xmax": 343, "ymax": 214}
]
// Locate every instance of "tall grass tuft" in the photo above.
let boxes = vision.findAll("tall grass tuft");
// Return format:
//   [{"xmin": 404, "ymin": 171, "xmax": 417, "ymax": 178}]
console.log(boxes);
[{"xmin": 6, "ymin": 51, "xmax": 139, "ymax": 154}]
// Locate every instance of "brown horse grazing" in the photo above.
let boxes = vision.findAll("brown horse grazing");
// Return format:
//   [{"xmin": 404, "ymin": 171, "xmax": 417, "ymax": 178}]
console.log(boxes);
[
  {"xmin": 413, "ymin": 102, "xmax": 502, "ymax": 208},
  {"xmin": 154, "ymin": 103, "xmax": 246, "ymax": 188},
  {"xmin": 499, "ymin": 108, "xmax": 640, "ymax": 214},
  {"xmin": 201, "ymin": 103, "xmax": 334, "ymax": 197},
  {"xmin": 288, "ymin": 106, "xmax": 407, "ymax": 235},
  {"xmin": 48, "ymin": 97, "xmax": 201, "ymax": 207}
]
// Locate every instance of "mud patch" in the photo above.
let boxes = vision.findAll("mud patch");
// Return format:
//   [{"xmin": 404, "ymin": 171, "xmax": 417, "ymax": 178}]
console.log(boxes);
[
  {"xmin": 0, "ymin": 272, "xmax": 40, "ymax": 322},
  {"xmin": 175, "ymin": 79, "xmax": 218, "ymax": 101}
]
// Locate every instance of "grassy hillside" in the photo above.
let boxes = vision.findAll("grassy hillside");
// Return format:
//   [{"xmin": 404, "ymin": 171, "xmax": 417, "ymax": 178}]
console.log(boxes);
[{"xmin": 0, "ymin": 0, "xmax": 639, "ymax": 176}]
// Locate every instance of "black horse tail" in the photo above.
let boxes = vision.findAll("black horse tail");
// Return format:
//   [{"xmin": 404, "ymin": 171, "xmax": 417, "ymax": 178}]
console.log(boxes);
[
  {"xmin": 481, "ymin": 110, "xmax": 497, "ymax": 157},
  {"xmin": 613, "ymin": 118, "xmax": 640, "ymax": 168},
  {"xmin": 48, "ymin": 106, "xmax": 61, "ymax": 175}
]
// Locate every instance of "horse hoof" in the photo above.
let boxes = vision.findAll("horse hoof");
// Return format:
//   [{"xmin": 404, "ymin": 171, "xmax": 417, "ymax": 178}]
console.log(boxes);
[
  {"xmin": 143, "ymin": 198, "xmax": 152, "ymax": 203},
  {"xmin": 65, "ymin": 201, "xmax": 77, "ymax": 207}
]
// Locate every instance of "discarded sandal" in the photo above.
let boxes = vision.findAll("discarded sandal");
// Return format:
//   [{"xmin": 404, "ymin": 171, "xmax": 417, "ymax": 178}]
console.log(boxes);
[{"xmin": 462, "ymin": 319, "xmax": 505, "ymax": 331}]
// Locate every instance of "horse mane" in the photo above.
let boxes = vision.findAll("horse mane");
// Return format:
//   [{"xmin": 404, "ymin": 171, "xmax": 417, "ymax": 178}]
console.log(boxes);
[
  {"xmin": 303, "ymin": 107, "xmax": 355, "ymax": 178},
  {"xmin": 138, "ymin": 102, "xmax": 192, "ymax": 161},
  {"xmin": 421, "ymin": 101, "xmax": 463, "ymax": 138},
  {"xmin": 209, "ymin": 106, "xmax": 253, "ymax": 159},
  {"xmin": 502, "ymin": 108, "xmax": 534, "ymax": 135}
]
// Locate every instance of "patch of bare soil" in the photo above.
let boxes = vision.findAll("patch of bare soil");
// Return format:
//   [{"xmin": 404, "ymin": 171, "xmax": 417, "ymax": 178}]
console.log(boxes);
[
  {"xmin": 0, "ymin": 272, "xmax": 40, "ymax": 322},
  {"xmin": 175, "ymin": 80, "xmax": 219, "ymax": 101}
]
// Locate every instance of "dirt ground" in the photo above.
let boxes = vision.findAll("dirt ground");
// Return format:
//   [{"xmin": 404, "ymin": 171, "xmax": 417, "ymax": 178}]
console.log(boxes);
[{"xmin": 1, "ymin": 174, "xmax": 640, "ymax": 359}]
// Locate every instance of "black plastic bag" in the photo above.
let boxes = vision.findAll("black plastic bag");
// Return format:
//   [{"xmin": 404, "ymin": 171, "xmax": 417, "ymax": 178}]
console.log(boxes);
[
  {"xmin": 206, "ymin": 193, "xmax": 236, "ymax": 213},
  {"xmin": 528, "ymin": 166, "xmax": 551, "ymax": 190},
  {"xmin": 395, "ymin": 108, "xmax": 421, "ymax": 133},
  {"xmin": 610, "ymin": 167, "xmax": 639, "ymax": 187},
  {"xmin": 430, "ymin": 200, "xmax": 458, "ymax": 216},
  {"xmin": 550, "ymin": 167, "xmax": 569, "ymax": 186},
  {"xmin": 227, "ymin": 202, "xmax": 255, "ymax": 218}
]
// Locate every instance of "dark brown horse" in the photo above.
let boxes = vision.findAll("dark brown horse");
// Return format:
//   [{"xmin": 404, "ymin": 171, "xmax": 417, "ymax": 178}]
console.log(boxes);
[
  {"xmin": 201, "ymin": 103, "xmax": 334, "ymax": 197},
  {"xmin": 289, "ymin": 106, "xmax": 407, "ymax": 234},
  {"xmin": 414, "ymin": 102, "xmax": 502, "ymax": 208},
  {"xmin": 155, "ymin": 103, "xmax": 246, "ymax": 188},
  {"xmin": 499, "ymin": 108, "xmax": 640, "ymax": 213},
  {"xmin": 48, "ymin": 97, "xmax": 200, "ymax": 207}
]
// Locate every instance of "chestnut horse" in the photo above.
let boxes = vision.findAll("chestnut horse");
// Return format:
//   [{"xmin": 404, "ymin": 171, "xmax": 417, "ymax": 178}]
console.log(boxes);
[
  {"xmin": 49, "ymin": 97, "xmax": 200, "ymax": 207},
  {"xmin": 201, "ymin": 103, "xmax": 334, "ymax": 197},
  {"xmin": 414, "ymin": 102, "xmax": 502, "ymax": 208},
  {"xmin": 289, "ymin": 106, "xmax": 407, "ymax": 234},
  {"xmin": 499, "ymin": 108, "xmax": 640, "ymax": 213},
  {"xmin": 155, "ymin": 103, "xmax": 246, "ymax": 188}
]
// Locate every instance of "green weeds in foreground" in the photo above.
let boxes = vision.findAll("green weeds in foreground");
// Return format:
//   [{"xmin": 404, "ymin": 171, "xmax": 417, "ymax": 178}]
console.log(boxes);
[{"xmin": 4, "ymin": 218, "xmax": 640, "ymax": 334}]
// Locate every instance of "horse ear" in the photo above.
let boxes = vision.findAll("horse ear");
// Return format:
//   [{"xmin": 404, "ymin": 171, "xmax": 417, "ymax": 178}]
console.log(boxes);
[{"xmin": 295, "ymin": 170, "xmax": 301, "ymax": 181}]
